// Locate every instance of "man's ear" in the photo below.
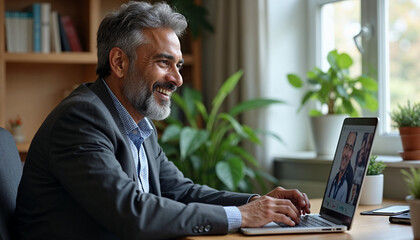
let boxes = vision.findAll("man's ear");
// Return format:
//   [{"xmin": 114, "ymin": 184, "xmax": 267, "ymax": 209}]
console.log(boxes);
[{"xmin": 109, "ymin": 47, "xmax": 128, "ymax": 79}]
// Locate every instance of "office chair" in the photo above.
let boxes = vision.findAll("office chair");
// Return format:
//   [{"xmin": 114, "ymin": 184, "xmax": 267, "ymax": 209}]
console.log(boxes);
[{"xmin": 0, "ymin": 127, "xmax": 23, "ymax": 240}]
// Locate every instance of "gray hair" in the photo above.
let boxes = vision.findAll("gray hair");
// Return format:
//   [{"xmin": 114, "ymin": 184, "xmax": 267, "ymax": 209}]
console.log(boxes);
[{"xmin": 96, "ymin": 1, "xmax": 187, "ymax": 78}]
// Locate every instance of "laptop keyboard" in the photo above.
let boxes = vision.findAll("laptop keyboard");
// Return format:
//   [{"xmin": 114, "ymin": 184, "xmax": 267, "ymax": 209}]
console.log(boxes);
[{"xmin": 275, "ymin": 215, "xmax": 333, "ymax": 228}]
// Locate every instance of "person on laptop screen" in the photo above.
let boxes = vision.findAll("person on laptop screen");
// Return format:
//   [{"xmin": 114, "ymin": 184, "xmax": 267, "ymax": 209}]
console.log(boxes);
[
  {"xmin": 14, "ymin": 2, "xmax": 311, "ymax": 239},
  {"xmin": 348, "ymin": 132, "xmax": 374, "ymax": 204},
  {"xmin": 327, "ymin": 132, "xmax": 357, "ymax": 202}
]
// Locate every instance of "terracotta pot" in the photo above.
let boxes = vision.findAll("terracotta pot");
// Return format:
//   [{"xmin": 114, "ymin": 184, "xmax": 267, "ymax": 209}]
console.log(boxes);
[
  {"xmin": 399, "ymin": 127, "xmax": 420, "ymax": 160},
  {"xmin": 399, "ymin": 127, "xmax": 420, "ymax": 135},
  {"xmin": 400, "ymin": 134, "xmax": 420, "ymax": 151},
  {"xmin": 399, "ymin": 150, "xmax": 420, "ymax": 161}
]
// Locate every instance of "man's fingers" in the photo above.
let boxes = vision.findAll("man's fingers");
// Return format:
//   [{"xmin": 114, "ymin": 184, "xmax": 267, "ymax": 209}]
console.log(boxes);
[
  {"xmin": 302, "ymin": 192, "xmax": 311, "ymax": 214},
  {"xmin": 272, "ymin": 213, "xmax": 297, "ymax": 226},
  {"xmin": 274, "ymin": 203, "xmax": 300, "ymax": 225}
]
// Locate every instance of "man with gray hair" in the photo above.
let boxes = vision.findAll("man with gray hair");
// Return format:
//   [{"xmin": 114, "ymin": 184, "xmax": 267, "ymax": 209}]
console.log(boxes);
[{"xmin": 14, "ymin": 2, "xmax": 310, "ymax": 239}]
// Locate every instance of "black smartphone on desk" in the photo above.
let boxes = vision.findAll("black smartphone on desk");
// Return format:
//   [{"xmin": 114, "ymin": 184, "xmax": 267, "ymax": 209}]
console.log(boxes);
[{"xmin": 389, "ymin": 212, "xmax": 411, "ymax": 224}]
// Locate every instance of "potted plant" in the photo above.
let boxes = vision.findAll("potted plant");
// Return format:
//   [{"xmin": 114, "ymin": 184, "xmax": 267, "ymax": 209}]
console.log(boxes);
[
  {"xmin": 359, "ymin": 155, "xmax": 386, "ymax": 205},
  {"xmin": 8, "ymin": 115, "xmax": 24, "ymax": 143},
  {"xmin": 390, "ymin": 101, "xmax": 420, "ymax": 160},
  {"xmin": 401, "ymin": 167, "xmax": 420, "ymax": 238},
  {"xmin": 157, "ymin": 70, "xmax": 283, "ymax": 192},
  {"xmin": 287, "ymin": 49, "xmax": 378, "ymax": 156}
]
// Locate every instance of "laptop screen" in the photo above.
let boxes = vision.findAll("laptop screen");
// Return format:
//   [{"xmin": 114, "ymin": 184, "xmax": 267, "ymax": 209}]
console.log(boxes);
[{"xmin": 320, "ymin": 117, "xmax": 378, "ymax": 229}]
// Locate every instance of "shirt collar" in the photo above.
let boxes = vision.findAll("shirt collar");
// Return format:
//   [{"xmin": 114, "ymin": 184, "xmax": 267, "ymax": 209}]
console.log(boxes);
[{"xmin": 102, "ymin": 79, "xmax": 153, "ymax": 140}]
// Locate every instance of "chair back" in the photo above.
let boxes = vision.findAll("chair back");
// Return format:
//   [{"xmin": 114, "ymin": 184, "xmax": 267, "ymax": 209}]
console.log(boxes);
[{"xmin": 0, "ymin": 127, "xmax": 23, "ymax": 240}]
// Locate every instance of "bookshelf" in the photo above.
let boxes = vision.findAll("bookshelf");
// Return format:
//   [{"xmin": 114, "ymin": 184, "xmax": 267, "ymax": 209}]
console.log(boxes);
[{"xmin": 0, "ymin": 0, "xmax": 202, "ymax": 157}]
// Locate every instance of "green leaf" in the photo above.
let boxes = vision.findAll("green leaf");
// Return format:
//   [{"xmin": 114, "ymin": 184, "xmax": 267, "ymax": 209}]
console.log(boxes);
[
  {"xmin": 307, "ymin": 68, "xmax": 323, "ymax": 80},
  {"xmin": 350, "ymin": 90, "xmax": 366, "ymax": 107},
  {"xmin": 229, "ymin": 98, "xmax": 285, "ymax": 116},
  {"xmin": 365, "ymin": 94, "xmax": 378, "ymax": 112},
  {"xmin": 287, "ymin": 74, "xmax": 303, "ymax": 88},
  {"xmin": 195, "ymin": 100, "xmax": 208, "ymax": 122},
  {"xmin": 172, "ymin": 92, "xmax": 195, "ymax": 127},
  {"xmin": 300, "ymin": 91, "xmax": 316, "ymax": 108},
  {"xmin": 172, "ymin": 93, "xmax": 187, "ymax": 113},
  {"xmin": 327, "ymin": 50, "xmax": 339, "ymax": 71},
  {"xmin": 342, "ymin": 99, "xmax": 358, "ymax": 117},
  {"xmin": 208, "ymin": 70, "xmax": 243, "ymax": 132},
  {"xmin": 337, "ymin": 52, "xmax": 353, "ymax": 69},
  {"xmin": 216, "ymin": 157, "xmax": 245, "ymax": 191},
  {"xmin": 161, "ymin": 124, "xmax": 181, "ymax": 142},
  {"xmin": 242, "ymin": 125, "xmax": 262, "ymax": 145},
  {"xmin": 229, "ymin": 146, "xmax": 258, "ymax": 167},
  {"xmin": 309, "ymin": 109, "xmax": 323, "ymax": 116},
  {"xmin": 336, "ymin": 85, "xmax": 348, "ymax": 98},
  {"xmin": 190, "ymin": 155, "xmax": 202, "ymax": 171},
  {"xmin": 180, "ymin": 127, "xmax": 209, "ymax": 160},
  {"xmin": 182, "ymin": 86, "xmax": 202, "ymax": 118},
  {"xmin": 212, "ymin": 71, "xmax": 243, "ymax": 111},
  {"xmin": 359, "ymin": 76, "xmax": 378, "ymax": 91},
  {"xmin": 218, "ymin": 113, "xmax": 247, "ymax": 139}
]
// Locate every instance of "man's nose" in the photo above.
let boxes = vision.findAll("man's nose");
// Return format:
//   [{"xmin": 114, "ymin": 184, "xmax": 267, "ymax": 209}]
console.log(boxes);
[{"xmin": 166, "ymin": 69, "xmax": 183, "ymax": 87}]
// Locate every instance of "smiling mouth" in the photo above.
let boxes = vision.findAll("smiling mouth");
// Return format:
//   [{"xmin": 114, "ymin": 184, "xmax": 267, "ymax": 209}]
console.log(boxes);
[{"xmin": 155, "ymin": 87, "xmax": 172, "ymax": 99}]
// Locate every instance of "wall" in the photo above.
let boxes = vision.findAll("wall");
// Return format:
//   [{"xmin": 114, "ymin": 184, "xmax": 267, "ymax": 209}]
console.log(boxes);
[{"xmin": 263, "ymin": 0, "xmax": 311, "ymax": 167}]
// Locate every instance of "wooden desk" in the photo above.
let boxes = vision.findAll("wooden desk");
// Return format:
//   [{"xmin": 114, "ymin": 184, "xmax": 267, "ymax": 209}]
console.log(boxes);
[{"xmin": 180, "ymin": 199, "xmax": 413, "ymax": 240}]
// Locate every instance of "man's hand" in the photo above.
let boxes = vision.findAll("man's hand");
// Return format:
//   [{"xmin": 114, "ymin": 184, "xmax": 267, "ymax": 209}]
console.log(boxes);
[{"xmin": 238, "ymin": 187, "xmax": 311, "ymax": 228}]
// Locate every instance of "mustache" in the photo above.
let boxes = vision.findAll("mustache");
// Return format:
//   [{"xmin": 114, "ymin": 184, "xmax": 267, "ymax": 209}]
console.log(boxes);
[{"xmin": 153, "ymin": 82, "xmax": 177, "ymax": 92}]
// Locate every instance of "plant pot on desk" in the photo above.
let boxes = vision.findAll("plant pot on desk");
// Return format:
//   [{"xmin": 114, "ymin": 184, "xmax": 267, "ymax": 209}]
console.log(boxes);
[
  {"xmin": 359, "ymin": 174, "xmax": 384, "ymax": 205},
  {"xmin": 310, "ymin": 114, "xmax": 347, "ymax": 156}
]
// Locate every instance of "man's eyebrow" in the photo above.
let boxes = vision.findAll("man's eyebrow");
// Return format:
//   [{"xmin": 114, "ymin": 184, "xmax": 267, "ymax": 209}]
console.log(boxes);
[{"xmin": 154, "ymin": 53, "xmax": 184, "ymax": 64}]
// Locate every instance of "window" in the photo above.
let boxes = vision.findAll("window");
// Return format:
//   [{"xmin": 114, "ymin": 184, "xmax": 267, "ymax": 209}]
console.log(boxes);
[
  {"xmin": 308, "ymin": 0, "xmax": 419, "ymax": 154},
  {"xmin": 320, "ymin": 0, "xmax": 361, "ymax": 77}
]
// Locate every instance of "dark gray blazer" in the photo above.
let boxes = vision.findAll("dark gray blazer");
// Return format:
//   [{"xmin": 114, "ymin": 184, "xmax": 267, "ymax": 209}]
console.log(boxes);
[{"xmin": 14, "ymin": 79, "xmax": 252, "ymax": 240}]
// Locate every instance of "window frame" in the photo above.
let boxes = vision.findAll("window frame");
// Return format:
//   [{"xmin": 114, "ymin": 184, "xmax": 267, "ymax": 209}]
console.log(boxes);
[{"xmin": 308, "ymin": 0, "xmax": 401, "ymax": 155}]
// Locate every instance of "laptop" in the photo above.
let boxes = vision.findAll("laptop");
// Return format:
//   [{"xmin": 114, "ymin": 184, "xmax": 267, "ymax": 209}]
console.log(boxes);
[{"xmin": 241, "ymin": 117, "xmax": 379, "ymax": 235}]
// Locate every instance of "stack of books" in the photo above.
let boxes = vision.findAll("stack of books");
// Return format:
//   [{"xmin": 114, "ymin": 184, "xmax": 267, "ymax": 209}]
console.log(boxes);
[{"xmin": 5, "ymin": 3, "xmax": 83, "ymax": 53}]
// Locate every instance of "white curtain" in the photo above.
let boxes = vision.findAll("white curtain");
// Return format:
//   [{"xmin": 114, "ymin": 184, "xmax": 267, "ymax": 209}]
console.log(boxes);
[{"xmin": 202, "ymin": 0, "xmax": 269, "ymax": 168}]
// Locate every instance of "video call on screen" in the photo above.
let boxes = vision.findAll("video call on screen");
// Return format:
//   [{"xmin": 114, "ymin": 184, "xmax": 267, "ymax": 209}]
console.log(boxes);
[{"xmin": 323, "ymin": 125, "xmax": 375, "ymax": 217}]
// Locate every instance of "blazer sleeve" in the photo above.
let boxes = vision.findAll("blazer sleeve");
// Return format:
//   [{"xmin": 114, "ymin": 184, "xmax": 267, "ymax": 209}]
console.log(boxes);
[
  {"xmin": 48, "ymin": 99, "xmax": 232, "ymax": 239},
  {"xmin": 144, "ymin": 124, "xmax": 253, "ymax": 206}
]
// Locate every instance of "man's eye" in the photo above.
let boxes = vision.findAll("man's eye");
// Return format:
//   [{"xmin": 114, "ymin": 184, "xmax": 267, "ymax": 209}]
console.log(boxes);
[
  {"xmin": 157, "ymin": 60, "xmax": 170, "ymax": 66},
  {"xmin": 177, "ymin": 64, "xmax": 183, "ymax": 70}
]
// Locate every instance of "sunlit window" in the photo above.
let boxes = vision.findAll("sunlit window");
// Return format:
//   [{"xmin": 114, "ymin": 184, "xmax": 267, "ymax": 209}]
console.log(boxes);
[
  {"xmin": 318, "ymin": 0, "xmax": 420, "ymax": 135},
  {"xmin": 388, "ymin": 0, "xmax": 420, "ymax": 130},
  {"xmin": 320, "ymin": 0, "xmax": 361, "ymax": 77}
]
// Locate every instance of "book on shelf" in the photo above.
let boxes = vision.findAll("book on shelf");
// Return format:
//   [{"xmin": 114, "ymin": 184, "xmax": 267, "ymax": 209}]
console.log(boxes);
[
  {"xmin": 50, "ymin": 11, "xmax": 62, "ymax": 53},
  {"xmin": 58, "ymin": 13, "xmax": 71, "ymax": 52},
  {"xmin": 4, "ymin": 3, "xmax": 83, "ymax": 53},
  {"xmin": 40, "ymin": 3, "xmax": 51, "ymax": 53},
  {"xmin": 31, "ymin": 3, "xmax": 41, "ymax": 52},
  {"xmin": 5, "ymin": 11, "xmax": 17, "ymax": 52},
  {"xmin": 5, "ymin": 11, "xmax": 33, "ymax": 53},
  {"xmin": 60, "ymin": 15, "xmax": 83, "ymax": 52}
]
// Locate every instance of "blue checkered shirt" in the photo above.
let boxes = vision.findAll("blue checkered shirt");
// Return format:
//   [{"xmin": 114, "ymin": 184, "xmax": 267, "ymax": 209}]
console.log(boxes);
[{"xmin": 103, "ymin": 80, "xmax": 152, "ymax": 193}]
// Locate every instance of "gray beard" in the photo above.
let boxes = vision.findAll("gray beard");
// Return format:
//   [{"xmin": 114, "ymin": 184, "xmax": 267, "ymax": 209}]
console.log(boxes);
[{"xmin": 122, "ymin": 66, "xmax": 171, "ymax": 121}]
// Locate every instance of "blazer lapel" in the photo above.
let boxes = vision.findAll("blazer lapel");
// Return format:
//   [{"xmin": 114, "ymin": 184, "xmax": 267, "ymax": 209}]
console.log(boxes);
[{"xmin": 88, "ymin": 78, "xmax": 139, "ymax": 185}]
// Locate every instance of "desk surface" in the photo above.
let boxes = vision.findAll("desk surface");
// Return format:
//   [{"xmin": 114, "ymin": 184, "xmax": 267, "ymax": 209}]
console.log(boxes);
[{"xmin": 180, "ymin": 199, "xmax": 413, "ymax": 240}]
